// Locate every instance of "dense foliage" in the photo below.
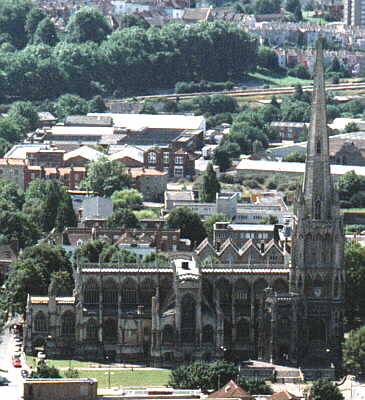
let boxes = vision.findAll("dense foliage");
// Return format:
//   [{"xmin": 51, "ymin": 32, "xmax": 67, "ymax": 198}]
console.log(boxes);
[
  {"xmin": 310, "ymin": 379, "xmax": 344, "ymax": 400},
  {"xmin": 343, "ymin": 325, "xmax": 365, "ymax": 376},
  {"xmin": 201, "ymin": 163, "xmax": 221, "ymax": 202}
]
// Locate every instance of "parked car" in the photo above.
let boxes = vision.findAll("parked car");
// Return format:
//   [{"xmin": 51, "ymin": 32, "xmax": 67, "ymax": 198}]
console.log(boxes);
[
  {"xmin": 0, "ymin": 376, "xmax": 9, "ymax": 385},
  {"xmin": 21, "ymin": 370, "xmax": 29, "ymax": 378},
  {"xmin": 12, "ymin": 357, "xmax": 21, "ymax": 368}
]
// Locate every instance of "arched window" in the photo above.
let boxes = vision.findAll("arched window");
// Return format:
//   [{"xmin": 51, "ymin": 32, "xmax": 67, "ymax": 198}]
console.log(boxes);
[
  {"xmin": 202, "ymin": 325, "xmax": 214, "ymax": 344},
  {"xmin": 235, "ymin": 279, "xmax": 250, "ymax": 303},
  {"xmin": 162, "ymin": 325, "xmax": 174, "ymax": 344},
  {"xmin": 84, "ymin": 279, "xmax": 99, "ymax": 304},
  {"xmin": 181, "ymin": 294, "xmax": 196, "ymax": 343},
  {"xmin": 34, "ymin": 311, "xmax": 47, "ymax": 332},
  {"xmin": 121, "ymin": 278, "xmax": 137, "ymax": 305},
  {"xmin": 86, "ymin": 319, "xmax": 98, "ymax": 341},
  {"xmin": 203, "ymin": 280, "xmax": 213, "ymax": 305},
  {"xmin": 316, "ymin": 139, "xmax": 321, "ymax": 154},
  {"xmin": 140, "ymin": 278, "xmax": 156, "ymax": 310},
  {"xmin": 273, "ymin": 279, "xmax": 288, "ymax": 294},
  {"xmin": 103, "ymin": 279, "xmax": 118, "ymax": 305},
  {"xmin": 236, "ymin": 319, "xmax": 250, "ymax": 344},
  {"xmin": 315, "ymin": 200, "xmax": 321, "ymax": 220},
  {"xmin": 61, "ymin": 311, "xmax": 75, "ymax": 337},
  {"xmin": 216, "ymin": 278, "xmax": 232, "ymax": 311},
  {"xmin": 254, "ymin": 279, "xmax": 268, "ymax": 300},
  {"xmin": 103, "ymin": 319, "xmax": 118, "ymax": 342},
  {"xmin": 160, "ymin": 277, "xmax": 173, "ymax": 306}
]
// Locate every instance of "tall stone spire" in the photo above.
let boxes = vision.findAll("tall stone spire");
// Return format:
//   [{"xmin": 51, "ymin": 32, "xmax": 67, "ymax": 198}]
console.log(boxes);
[{"xmin": 302, "ymin": 37, "xmax": 333, "ymax": 221}]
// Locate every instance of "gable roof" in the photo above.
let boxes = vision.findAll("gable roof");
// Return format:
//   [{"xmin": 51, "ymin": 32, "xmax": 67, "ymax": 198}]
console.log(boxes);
[
  {"xmin": 207, "ymin": 380, "xmax": 253, "ymax": 400},
  {"xmin": 109, "ymin": 144, "xmax": 144, "ymax": 163},
  {"xmin": 64, "ymin": 146, "xmax": 104, "ymax": 162},
  {"xmin": 269, "ymin": 391, "xmax": 301, "ymax": 400}
]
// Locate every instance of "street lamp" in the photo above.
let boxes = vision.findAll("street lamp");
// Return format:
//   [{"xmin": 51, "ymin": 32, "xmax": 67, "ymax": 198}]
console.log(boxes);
[{"xmin": 104, "ymin": 356, "xmax": 114, "ymax": 389}]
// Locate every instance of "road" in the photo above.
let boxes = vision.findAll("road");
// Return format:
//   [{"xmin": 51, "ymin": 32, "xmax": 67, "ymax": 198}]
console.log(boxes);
[{"xmin": 0, "ymin": 330, "xmax": 24, "ymax": 399}]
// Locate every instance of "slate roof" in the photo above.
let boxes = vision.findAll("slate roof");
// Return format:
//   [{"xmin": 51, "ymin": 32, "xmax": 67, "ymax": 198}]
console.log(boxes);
[{"xmin": 269, "ymin": 391, "xmax": 301, "ymax": 400}]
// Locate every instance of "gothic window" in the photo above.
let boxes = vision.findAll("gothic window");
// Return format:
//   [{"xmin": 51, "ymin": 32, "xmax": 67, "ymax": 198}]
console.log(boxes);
[
  {"xmin": 103, "ymin": 279, "xmax": 118, "ymax": 305},
  {"xmin": 203, "ymin": 280, "xmax": 213, "ymax": 305},
  {"xmin": 140, "ymin": 278, "xmax": 156, "ymax": 310},
  {"xmin": 160, "ymin": 277, "xmax": 173, "ymax": 305},
  {"xmin": 86, "ymin": 319, "xmax": 98, "ymax": 340},
  {"xmin": 216, "ymin": 278, "xmax": 232, "ymax": 310},
  {"xmin": 202, "ymin": 325, "xmax": 214, "ymax": 344},
  {"xmin": 181, "ymin": 294, "xmax": 196, "ymax": 343},
  {"xmin": 309, "ymin": 319, "xmax": 326, "ymax": 342},
  {"xmin": 273, "ymin": 279, "xmax": 289, "ymax": 294},
  {"xmin": 269, "ymin": 250, "xmax": 280, "ymax": 264},
  {"xmin": 162, "ymin": 325, "xmax": 174, "ymax": 344},
  {"xmin": 315, "ymin": 200, "xmax": 321, "ymax": 220},
  {"xmin": 234, "ymin": 279, "xmax": 250, "ymax": 303},
  {"xmin": 121, "ymin": 278, "xmax": 137, "ymax": 305},
  {"xmin": 61, "ymin": 311, "xmax": 75, "ymax": 337},
  {"xmin": 254, "ymin": 278, "xmax": 268, "ymax": 299},
  {"xmin": 236, "ymin": 319, "xmax": 250, "ymax": 344},
  {"xmin": 34, "ymin": 311, "xmax": 47, "ymax": 332},
  {"xmin": 316, "ymin": 139, "xmax": 321, "ymax": 154},
  {"xmin": 84, "ymin": 279, "xmax": 99, "ymax": 304},
  {"xmin": 103, "ymin": 319, "xmax": 118, "ymax": 342}
]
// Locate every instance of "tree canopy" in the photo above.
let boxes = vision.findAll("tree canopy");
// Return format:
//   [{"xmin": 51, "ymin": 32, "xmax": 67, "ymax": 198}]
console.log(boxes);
[
  {"xmin": 309, "ymin": 379, "xmax": 344, "ymax": 400},
  {"xmin": 201, "ymin": 163, "xmax": 221, "ymax": 202}
]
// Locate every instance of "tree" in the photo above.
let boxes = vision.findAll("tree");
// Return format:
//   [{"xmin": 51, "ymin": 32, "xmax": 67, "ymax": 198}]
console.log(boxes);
[
  {"xmin": 33, "ymin": 17, "xmax": 58, "ymax": 46},
  {"xmin": 255, "ymin": 0, "xmax": 281, "ymax": 14},
  {"xmin": 257, "ymin": 47, "xmax": 279, "ymax": 70},
  {"xmin": 309, "ymin": 379, "xmax": 344, "ymax": 400},
  {"xmin": 55, "ymin": 191, "xmax": 77, "ymax": 232},
  {"xmin": 30, "ymin": 363, "xmax": 61, "ymax": 378},
  {"xmin": 260, "ymin": 214, "xmax": 278, "ymax": 224},
  {"xmin": 55, "ymin": 94, "xmax": 89, "ymax": 119},
  {"xmin": 120, "ymin": 15, "xmax": 150, "ymax": 29},
  {"xmin": 111, "ymin": 189, "xmax": 143, "ymax": 210},
  {"xmin": 204, "ymin": 213, "xmax": 229, "ymax": 240},
  {"xmin": 345, "ymin": 122, "xmax": 359, "ymax": 132},
  {"xmin": 201, "ymin": 163, "xmax": 220, "ymax": 203},
  {"xmin": 167, "ymin": 207, "xmax": 206, "ymax": 247},
  {"xmin": 88, "ymin": 95, "xmax": 107, "ymax": 113},
  {"xmin": 344, "ymin": 240, "xmax": 365, "ymax": 327},
  {"xmin": 3, "ymin": 243, "xmax": 71, "ymax": 311},
  {"xmin": 239, "ymin": 378, "xmax": 273, "ymax": 395},
  {"xmin": 107, "ymin": 208, "xmax": 139, "ymax": 229},
  {"xmin": 81, "ymin": 157, "xmax": 132, "ymax": 197},
  {"xmin": 65, "ymin": 7, "xmax": 111, "ymax": 44},
  {"xmin": 283, "ymin": 151, "xmax": 306, "ymax": 162},
  {"xmin": 42, "ymin": 180, "xmax": 63, "ymax": 232},
  {"xmin": 338, "ymin": 171, "xmax": 365, "ymax": 207},
  {"xmin": 0, "ymin": 179, "xmax": 24, "ymax": 209},
  {"xmin": 343, "ymin": 325, "xmax": 365, "ymax": 375},
  {"xmin": 286, "ymin": 0, "xmax": 300, "ymax": 13},
  {"xmin": 293, "ymin": 6, "xmax": 303, "ymax": 21},
  {"xmin": 25, "ymin": 7, "xmax": 46, "ymax": 38},
  {"xmin": 8, "ymin": 101, "xmax": 39, "ymax": 130}
]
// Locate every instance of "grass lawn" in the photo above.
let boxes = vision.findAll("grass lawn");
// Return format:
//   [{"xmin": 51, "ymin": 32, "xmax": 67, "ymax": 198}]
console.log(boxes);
[
  {"xmin": 303, "ymin": 11, "xmax": 329, "ymax": 25},
  {"xmin": 246, "ymin": 71, "xmax": 312, "ymax": 88},
  {"xmin": 26, "ymin": 356, "xmax": 110, "ymax": 369},
  {"xmin": 73, "ymin": 369, "xmax": 171, "ymax": 388}
]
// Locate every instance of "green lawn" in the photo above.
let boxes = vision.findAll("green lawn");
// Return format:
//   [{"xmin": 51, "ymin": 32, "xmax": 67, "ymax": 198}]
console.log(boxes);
[
  {"xmin": 247, "ymin": 71, "xmax": 313, "ymax": 88},
  {"xmin": 303, "ymin": 11, "xmax": 329, "ymax": 25},
  {"xmin": 73, "ymin": 369, "xmax": 171, "ymax": 388}
]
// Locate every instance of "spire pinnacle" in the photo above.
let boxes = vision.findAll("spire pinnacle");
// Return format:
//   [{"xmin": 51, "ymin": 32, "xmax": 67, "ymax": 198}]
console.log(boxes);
[{"xmin": 302, "ymin": 37, "xmax": 333, "ymax": 220}]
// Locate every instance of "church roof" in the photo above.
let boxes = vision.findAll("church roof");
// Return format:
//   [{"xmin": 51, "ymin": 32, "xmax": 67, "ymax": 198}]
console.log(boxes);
[{"xmin": 207, "ymin": 380, "xmax": 253, "ymax": 400}]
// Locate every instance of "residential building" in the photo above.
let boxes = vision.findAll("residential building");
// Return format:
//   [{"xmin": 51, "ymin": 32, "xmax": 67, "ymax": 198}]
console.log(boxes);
[
  {"xmin": 130, "ymin": 168, "xmax": 168, "ymax": 201},
  {"xmin": 344, "ymin": 0, "xmax": 365, "ymax": 26},
  {"xmin": 270, "ymin": 122, "xmax": 308, "ymax": 141}
]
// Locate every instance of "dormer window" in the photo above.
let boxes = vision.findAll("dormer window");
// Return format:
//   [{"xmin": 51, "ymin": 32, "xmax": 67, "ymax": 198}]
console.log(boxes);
[{"xmin": 316, "ymin": 140, "xmax": 321, "ymax": 154}]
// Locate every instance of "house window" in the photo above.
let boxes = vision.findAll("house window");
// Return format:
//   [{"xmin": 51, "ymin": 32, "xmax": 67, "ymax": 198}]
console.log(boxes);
[
  {"xmin": 61, "ymin": 311, "xmax": 75, "ymax": 337},
  {"xmin": 163, "ymin": 152, "xmax": 170, "ymax": 164},
  {"xmin": 148, "ymin": 152, "xmax": 156, "ymax": 164},
  {"xmin": 175, "ymin": 156, "xmax": 184, "ymax": 165},
  {"xmin": 174, "ymin": 166, "xmax": 184, "ymax": 177},
  {"xmin": 34, "ymin": 312, "xmax": 47, "ymax": 332}
]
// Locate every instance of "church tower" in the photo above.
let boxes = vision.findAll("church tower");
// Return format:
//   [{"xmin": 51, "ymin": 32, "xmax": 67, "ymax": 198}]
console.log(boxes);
[{"xmin": 290, "ymin": 38, "xmax": 345, "ymax": 369}]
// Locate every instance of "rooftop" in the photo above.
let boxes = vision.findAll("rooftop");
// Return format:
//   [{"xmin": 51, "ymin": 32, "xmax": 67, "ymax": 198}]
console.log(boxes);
[
  {"xmin": 130, "ymin": 168, "xmax": 167, "ymax": 178},
  {"xmin": 64, "ymin": 146, "xmax": 104, "ymax": 162}
]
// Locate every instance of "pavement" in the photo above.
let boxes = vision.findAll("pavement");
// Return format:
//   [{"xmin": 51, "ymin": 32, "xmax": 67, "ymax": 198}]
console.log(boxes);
[{"xmin": 0, "ymin": 328, "xmax": 25, "ymax": 399}]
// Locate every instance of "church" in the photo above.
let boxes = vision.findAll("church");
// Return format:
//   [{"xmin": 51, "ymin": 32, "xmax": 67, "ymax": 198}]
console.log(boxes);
[{"xmin": 24, "ymin": 39, "xmax": 345, "ymax": 371}]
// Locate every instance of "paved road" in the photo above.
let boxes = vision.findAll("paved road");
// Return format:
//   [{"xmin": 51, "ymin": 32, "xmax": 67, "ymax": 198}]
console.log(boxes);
[{"xmin": 0, "ymin": 330, "xmax": 24, "ymax": 399}]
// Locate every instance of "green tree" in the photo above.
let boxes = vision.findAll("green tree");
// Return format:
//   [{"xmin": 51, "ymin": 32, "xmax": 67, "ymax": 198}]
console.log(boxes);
[
  {"xmin": 3, "ymin": 243, "xmax": 71, "ymax": 311},
  {"xmin": 293, "ymin": 6, "xmax": 303, "ymax": 21},
  {"xmin": 25, "ymin": 178, "xmax": 49, "ymax": 202},
  {"xmin": 30, "ymin": 363, "xmax": 61, "ymax": 378},
  {"xmin": 201, "ymin": 163, "xmax": 221, "ymax": 203},
  {"xmin": 55, "ymin": 94, "xmax": 89, "ymax": 119},
  {"xmin": 283, "ymin": 151, "xmax": 306, "ymax": 162},
  {"xmin": 74, "ymin": 239, "xmax": 108, "ymax": 263},
  {"xmin": 33, "ymin": 17, "xmax": 58, "ymax": 46},
  {"xmin": 81, "ymin": 157, "xmax": 132, "ymax": 197},
  {"xmin": 25, "ymin": 7, "xmax": 46, "ymax": 38},
  {"xmin": 134, "ymin": 209, "xmax": 158, "ymax": 219},
  {"xmin": 260, "ymin": 214, "xmax": 279, "ymax": 224},
  {"xmin": 309, "ymin": 379, "xmax": 344, "ymax": 400},
  {"xmin": 213, "ymin": 141, "xmax": 240, "ymax": 172},
  {"xmin": 343, "ymin": 325, "xmax": 365, "ymax": 375},
  {"xmin": 8, "ymin": 100, "xmax": 39, "ymax": 130},
  {"xmin": 55, "ymin": 191, "xmax": 77, "ymax": 232},
  {"xmin": 42, "ymin": 180, "xmax": 63, "ymax": 232},
  {"xmin": 120, "ymin": 15, "xmax": 150, "ymax": 29},
  {"xmin": 255, "ymin": 0, "xmax": 281, "ymax": 14},
  {"xmin": 111, "ymin": 189, "xmax": 143, "ymax": 210},
  {"xmin": 257, "ymin": 46, "xmax": 279, "ymax": 70},
  {"xmin": 167, "ymin": 207, "xmax": 206, "ymax": 247},
  {"xmin": 204, "ymin": 213, "xmax": 229, "ymax": 240},
  {"xmin": 286, "ymin": 0, "xmax": 300, "ymax": 13},
  {"xmin": 65, "ymin": 7, "xmax": 111, "ymax": 44},
  {"xmin": 107, "ymin": 208, "xmax": 139, "ymax": 229},
  {"xmin": 88, "ymin": 95, "xmax": 107, "ymax": 113},
  {"xmin": 345, "ymin": 122, "xmax": 359, "ymax": 132},
  {"xmin": 0, "ymin": 179, "xmax": 24, "ymax": 209}
]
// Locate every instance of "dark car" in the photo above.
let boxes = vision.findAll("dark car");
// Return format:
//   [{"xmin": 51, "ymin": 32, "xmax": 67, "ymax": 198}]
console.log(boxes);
[
  {"xmin": 21, "ymin": 370, "xmax": 29, "ymax": 378},
  {"xmin": 0, "ymin": 376, "xmax": 9, "ymax": 386}
]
